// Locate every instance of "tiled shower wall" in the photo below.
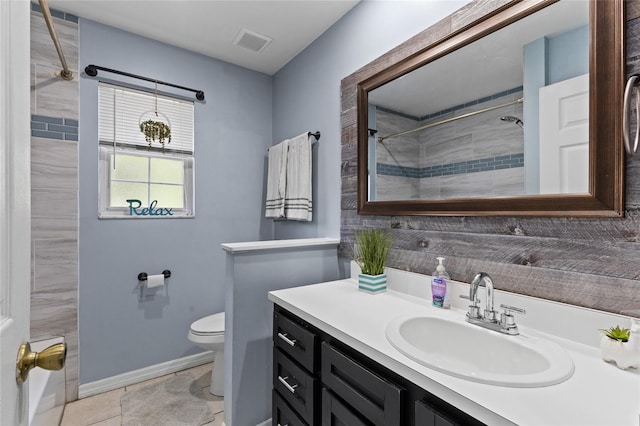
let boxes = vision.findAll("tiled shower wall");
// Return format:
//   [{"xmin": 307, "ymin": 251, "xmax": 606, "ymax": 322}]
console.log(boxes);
[
  {"xmin": 30, "ymin": 6, "xmax": 79, "ymax": 402},
  {"xmin": 374, "ymin": 90, "xmax": 524, "ymax": 200},
  {"xmin": 375, "ymin": 110, "xmax": 420, "ymax": 200}
]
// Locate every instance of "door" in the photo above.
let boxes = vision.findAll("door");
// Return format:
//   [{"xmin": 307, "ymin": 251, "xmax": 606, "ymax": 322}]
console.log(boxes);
[
  {"xmin": 539, "ymin": 73, "xmax": 589, "ymax": 194},
  {"xmin": 0, "ymin": 1, "xmax": 32, "ymax": 425}
]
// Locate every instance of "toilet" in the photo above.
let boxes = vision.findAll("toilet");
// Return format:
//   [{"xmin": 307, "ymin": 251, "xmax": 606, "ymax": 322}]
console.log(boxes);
[{"xmin": 188, "ymin": 312, "xmax": 225, "ymax": 396}]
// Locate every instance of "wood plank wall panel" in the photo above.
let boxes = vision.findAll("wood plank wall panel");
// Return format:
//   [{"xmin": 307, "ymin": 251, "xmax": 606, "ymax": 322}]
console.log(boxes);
[
  {"xmin": 629, "ymin": 0, "xmax": 640, "ymax": 20},
  {"xmin": 340, "ymin": 0, "xmax": 640, "ymax": 316}
]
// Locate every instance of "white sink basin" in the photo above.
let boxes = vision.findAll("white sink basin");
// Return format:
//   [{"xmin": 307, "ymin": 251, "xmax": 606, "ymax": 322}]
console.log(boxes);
[{"xmin": 385, "ymin": 314, "xmax": 574, "ymax": 387}]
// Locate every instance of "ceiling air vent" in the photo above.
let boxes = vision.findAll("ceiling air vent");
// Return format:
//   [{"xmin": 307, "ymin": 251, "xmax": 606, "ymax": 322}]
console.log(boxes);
[{"xmin": 233, "ymin": 29, "xmax": 272, "ymax": 53}]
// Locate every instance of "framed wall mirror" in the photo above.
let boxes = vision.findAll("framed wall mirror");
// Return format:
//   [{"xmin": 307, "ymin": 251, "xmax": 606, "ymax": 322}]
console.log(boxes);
[{"xmin": 357, "ymin": 0, "xmax": 624, "ymax": 217}]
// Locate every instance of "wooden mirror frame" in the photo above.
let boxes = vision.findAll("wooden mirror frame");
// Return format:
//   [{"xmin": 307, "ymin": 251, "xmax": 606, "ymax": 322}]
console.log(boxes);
[{"xmin": 357, "ymin": 0, "xmax": 624, "ymax": 217}]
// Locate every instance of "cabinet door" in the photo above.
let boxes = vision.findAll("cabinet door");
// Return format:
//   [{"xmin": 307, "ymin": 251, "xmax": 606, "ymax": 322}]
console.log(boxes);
[
  {"xmin": 322, "ymin": 388, "xmax": 370, "ymax": 426},
  {"xmin": 321, "ymin": 342, "xmax": 403, "ymax": 426},
  {"xmin": 274, "ymin": 310, "xmax": 319, "ymax": 373}
]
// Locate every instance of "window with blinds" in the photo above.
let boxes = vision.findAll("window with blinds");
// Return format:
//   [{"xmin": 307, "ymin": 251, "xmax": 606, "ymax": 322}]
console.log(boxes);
[{"xmin": 97, "ymin": 83, "xmax": 195, "ymax": 219}]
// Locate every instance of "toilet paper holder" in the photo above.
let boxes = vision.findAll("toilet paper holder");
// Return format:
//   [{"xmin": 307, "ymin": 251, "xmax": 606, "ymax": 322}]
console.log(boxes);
[{"xmin": 138, "ymin": 270, "xmax": 171, "ymax": 281}]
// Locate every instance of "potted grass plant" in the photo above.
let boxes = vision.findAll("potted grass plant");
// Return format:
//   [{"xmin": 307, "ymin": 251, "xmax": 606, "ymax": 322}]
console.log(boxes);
[
  {"xmin": 352, "ymin": 229, "xmax": 394, "ymax": 294},
  {"xmin": 600, "ymin": 324, "xmax": 640, "ymax": 370}
]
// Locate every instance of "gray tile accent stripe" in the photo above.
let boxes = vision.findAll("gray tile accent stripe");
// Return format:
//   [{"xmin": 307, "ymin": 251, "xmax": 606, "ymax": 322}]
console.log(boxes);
[
  {"xmin": 377, "ymin": 153, "xmax": 524, "ymax": 178},
  {"xmin": 376, "ymin": 86, "xmax": 524, "ymax": 122},
  {"xmin": 424, "ymin": 87, "xmax": 524, "ymax": 121},
  {"xmin": 32, "ymin": 114, "xmax": 79, "ymax": 141},
  {"xmin": 31, "ymin": 3, "xmax": 78, "ymax": 23},
  {"xmin": 374, "ymin": 106, "xmax": 421, "ymax": 121}
]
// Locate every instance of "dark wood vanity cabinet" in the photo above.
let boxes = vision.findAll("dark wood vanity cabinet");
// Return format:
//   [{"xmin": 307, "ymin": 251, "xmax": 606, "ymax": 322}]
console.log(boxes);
[{"xmin": 273, "ymin": 305, "xmax": 484, "ymax": 426}]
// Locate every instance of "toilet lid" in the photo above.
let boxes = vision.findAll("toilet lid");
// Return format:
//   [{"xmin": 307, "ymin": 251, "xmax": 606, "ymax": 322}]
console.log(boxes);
[{"xmin": 190, "ymin": 312, "xmax": 225, "ymax": 335}]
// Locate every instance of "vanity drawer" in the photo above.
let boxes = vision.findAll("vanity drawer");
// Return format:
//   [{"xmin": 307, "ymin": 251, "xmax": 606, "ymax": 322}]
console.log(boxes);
[
  {"xmin": 274, "ymin": 310, "xmax": 319, "ymax": 373},
  {"xmin": 321, "ymin": 342, "xmax": 403, "ymax": 426},
  {"xmin": 321, "ymin": 388, "xmax": 369, "ymax": 426},
  {"xmin": 273, "ymin": 389, "xmax": 308, "ymax": 426},
  {"xmin": 274, "ymin": 347, "xmax": 318, "ymax": 424}
]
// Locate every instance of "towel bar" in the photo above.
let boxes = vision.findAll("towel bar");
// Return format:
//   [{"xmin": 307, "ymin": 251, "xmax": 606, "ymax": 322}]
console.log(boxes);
[
  {"xmin": 268, "ymin": 131, "xmax": 320, "ymax": 152},
  {"xmin": 307, "ymin": 131, "xmax": 320, "ymax": 140}
]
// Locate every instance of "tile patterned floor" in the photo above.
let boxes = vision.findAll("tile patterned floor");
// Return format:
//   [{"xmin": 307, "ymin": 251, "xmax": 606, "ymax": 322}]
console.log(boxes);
[{"xmin": 61, "ymin": 363, "xmax": 223, "ymax": 426}]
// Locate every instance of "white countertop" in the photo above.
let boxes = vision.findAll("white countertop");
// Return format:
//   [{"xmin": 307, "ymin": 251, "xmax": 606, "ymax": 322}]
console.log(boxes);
[
  {"xmin": 268, "ymin": 279, "xmax": 640, "ymax": 426},
  {"xmin": 221, "ymin": 237, "xmax": 339, "ymax": 253}
]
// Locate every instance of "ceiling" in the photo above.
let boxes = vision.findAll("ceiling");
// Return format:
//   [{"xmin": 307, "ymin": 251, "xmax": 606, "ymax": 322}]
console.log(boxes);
[{"xmin": 47, "ymin": 0, "xmax": 359, "ymax": 75}]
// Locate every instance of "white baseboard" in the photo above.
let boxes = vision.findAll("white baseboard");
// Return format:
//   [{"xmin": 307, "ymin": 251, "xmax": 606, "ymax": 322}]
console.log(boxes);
[
  {"xmin": 256, "ymin": 419, "xmax": 271, "ymax": 426},
  {"xmin": 78, "ymin": 351, "xmax": 214, "ymax": 399}
]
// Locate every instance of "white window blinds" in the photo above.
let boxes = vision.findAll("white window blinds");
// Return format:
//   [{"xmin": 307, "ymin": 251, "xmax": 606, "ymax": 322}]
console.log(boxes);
[{"xmin": 98, "ymin": 83, "xmax": 194, "ymax": 153}]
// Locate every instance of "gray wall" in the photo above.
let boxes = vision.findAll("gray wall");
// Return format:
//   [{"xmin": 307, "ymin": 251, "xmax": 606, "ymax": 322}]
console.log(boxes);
[
  {"xmin": 547, "ymin": 25, "xmax": 589, "ymax": 85},
  {"xmin": 224, "ymin": 246, "xmax": 339, "ymax": 426},
  {"xmin": 78, "ymin": 19, "xmax": 273, "ymax": 383},
  {"xmin": 272, "ymin": 0, "xmax": 469, "ymax": 240},
  {"xmin": 75, "ymin": 0, "xmax": 469, "ymax": 388}
]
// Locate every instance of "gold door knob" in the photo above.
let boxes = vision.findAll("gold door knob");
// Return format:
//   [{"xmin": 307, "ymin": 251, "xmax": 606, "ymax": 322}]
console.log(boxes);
[{"xmin": 16, "ymin": 341, "xmax": 67, "ymax": 384}]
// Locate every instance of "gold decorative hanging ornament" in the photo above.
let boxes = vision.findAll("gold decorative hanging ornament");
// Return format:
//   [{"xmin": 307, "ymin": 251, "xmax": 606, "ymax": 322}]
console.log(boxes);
[
  {"xmin": 139, "ymin": 81, "xmax": 172, "ymax": 151},
  {"xmin": 139, "ymin": 118, "xmax": 171, "ymax": 150}
]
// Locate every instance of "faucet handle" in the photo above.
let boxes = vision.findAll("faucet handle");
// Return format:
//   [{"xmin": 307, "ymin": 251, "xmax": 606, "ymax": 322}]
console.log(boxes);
[
  {"xmin": 460, "ymin": 294, "xmax": 481, "ymax": 319},
  {"xmin": 500, "ymin": 304, "xmax": 526, "ymax": 315},
  {"xmin": 499, "ymin": 304, "xmax": 526, "ymax": 335}
]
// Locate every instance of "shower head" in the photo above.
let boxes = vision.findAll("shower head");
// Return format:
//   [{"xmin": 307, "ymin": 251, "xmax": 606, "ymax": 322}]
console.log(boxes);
[{"xmin": 500, "ymin": 116, "xmax": 524, "ymax": 129}]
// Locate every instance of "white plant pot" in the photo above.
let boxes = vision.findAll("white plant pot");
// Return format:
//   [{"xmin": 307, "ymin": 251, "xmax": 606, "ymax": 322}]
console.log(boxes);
[{"xmin": 600, "ymin": 335, "xmax": 640, "ymax": 370}]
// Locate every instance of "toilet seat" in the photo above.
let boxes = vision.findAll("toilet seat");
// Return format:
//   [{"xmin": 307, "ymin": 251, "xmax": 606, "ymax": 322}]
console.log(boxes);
[{"xmin": 190, "ymin": 312, "xmax": 225, "ymax": 336}]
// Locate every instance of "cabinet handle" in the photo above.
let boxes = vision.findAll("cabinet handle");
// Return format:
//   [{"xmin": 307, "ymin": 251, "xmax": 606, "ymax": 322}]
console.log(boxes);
[
  {"xmin": 277, "ymin": 424, "xmax": 289, "ymax": 426},
  {"xmin": 277, "ymin": 332, "xmax": 297, "ymax": 347},
  {"xmin": 277, "ymin": 375, "xmax": 298, "ymax": 394},
  {"xmin": 623, "ymin": 74, "xmax": 640, "ymax": 154}
]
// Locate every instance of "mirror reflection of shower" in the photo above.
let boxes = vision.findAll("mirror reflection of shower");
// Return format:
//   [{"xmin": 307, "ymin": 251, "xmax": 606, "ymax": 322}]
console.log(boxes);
[{"xmin": 500, "ymin": 115, "xmax": 524, "ymax": 129}]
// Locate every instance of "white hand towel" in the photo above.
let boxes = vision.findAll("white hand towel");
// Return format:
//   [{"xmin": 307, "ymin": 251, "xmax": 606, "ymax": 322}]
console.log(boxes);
[
  {"xmin": 284, "ymin": 133, "xmax": 312, "ymax": 221},
  {"xmin": 265, "ymin": 139, "xmax": 289, "ymax": 218}
]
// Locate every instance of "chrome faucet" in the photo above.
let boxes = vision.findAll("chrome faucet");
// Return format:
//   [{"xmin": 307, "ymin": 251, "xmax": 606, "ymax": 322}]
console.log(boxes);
[
  {"xmin": 469, "ymin": 272, "xmax": 496, "ymax": 322},
  {"xmin": 463, "ymin": 272, "xmax": 525, "ymax": 335}
]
